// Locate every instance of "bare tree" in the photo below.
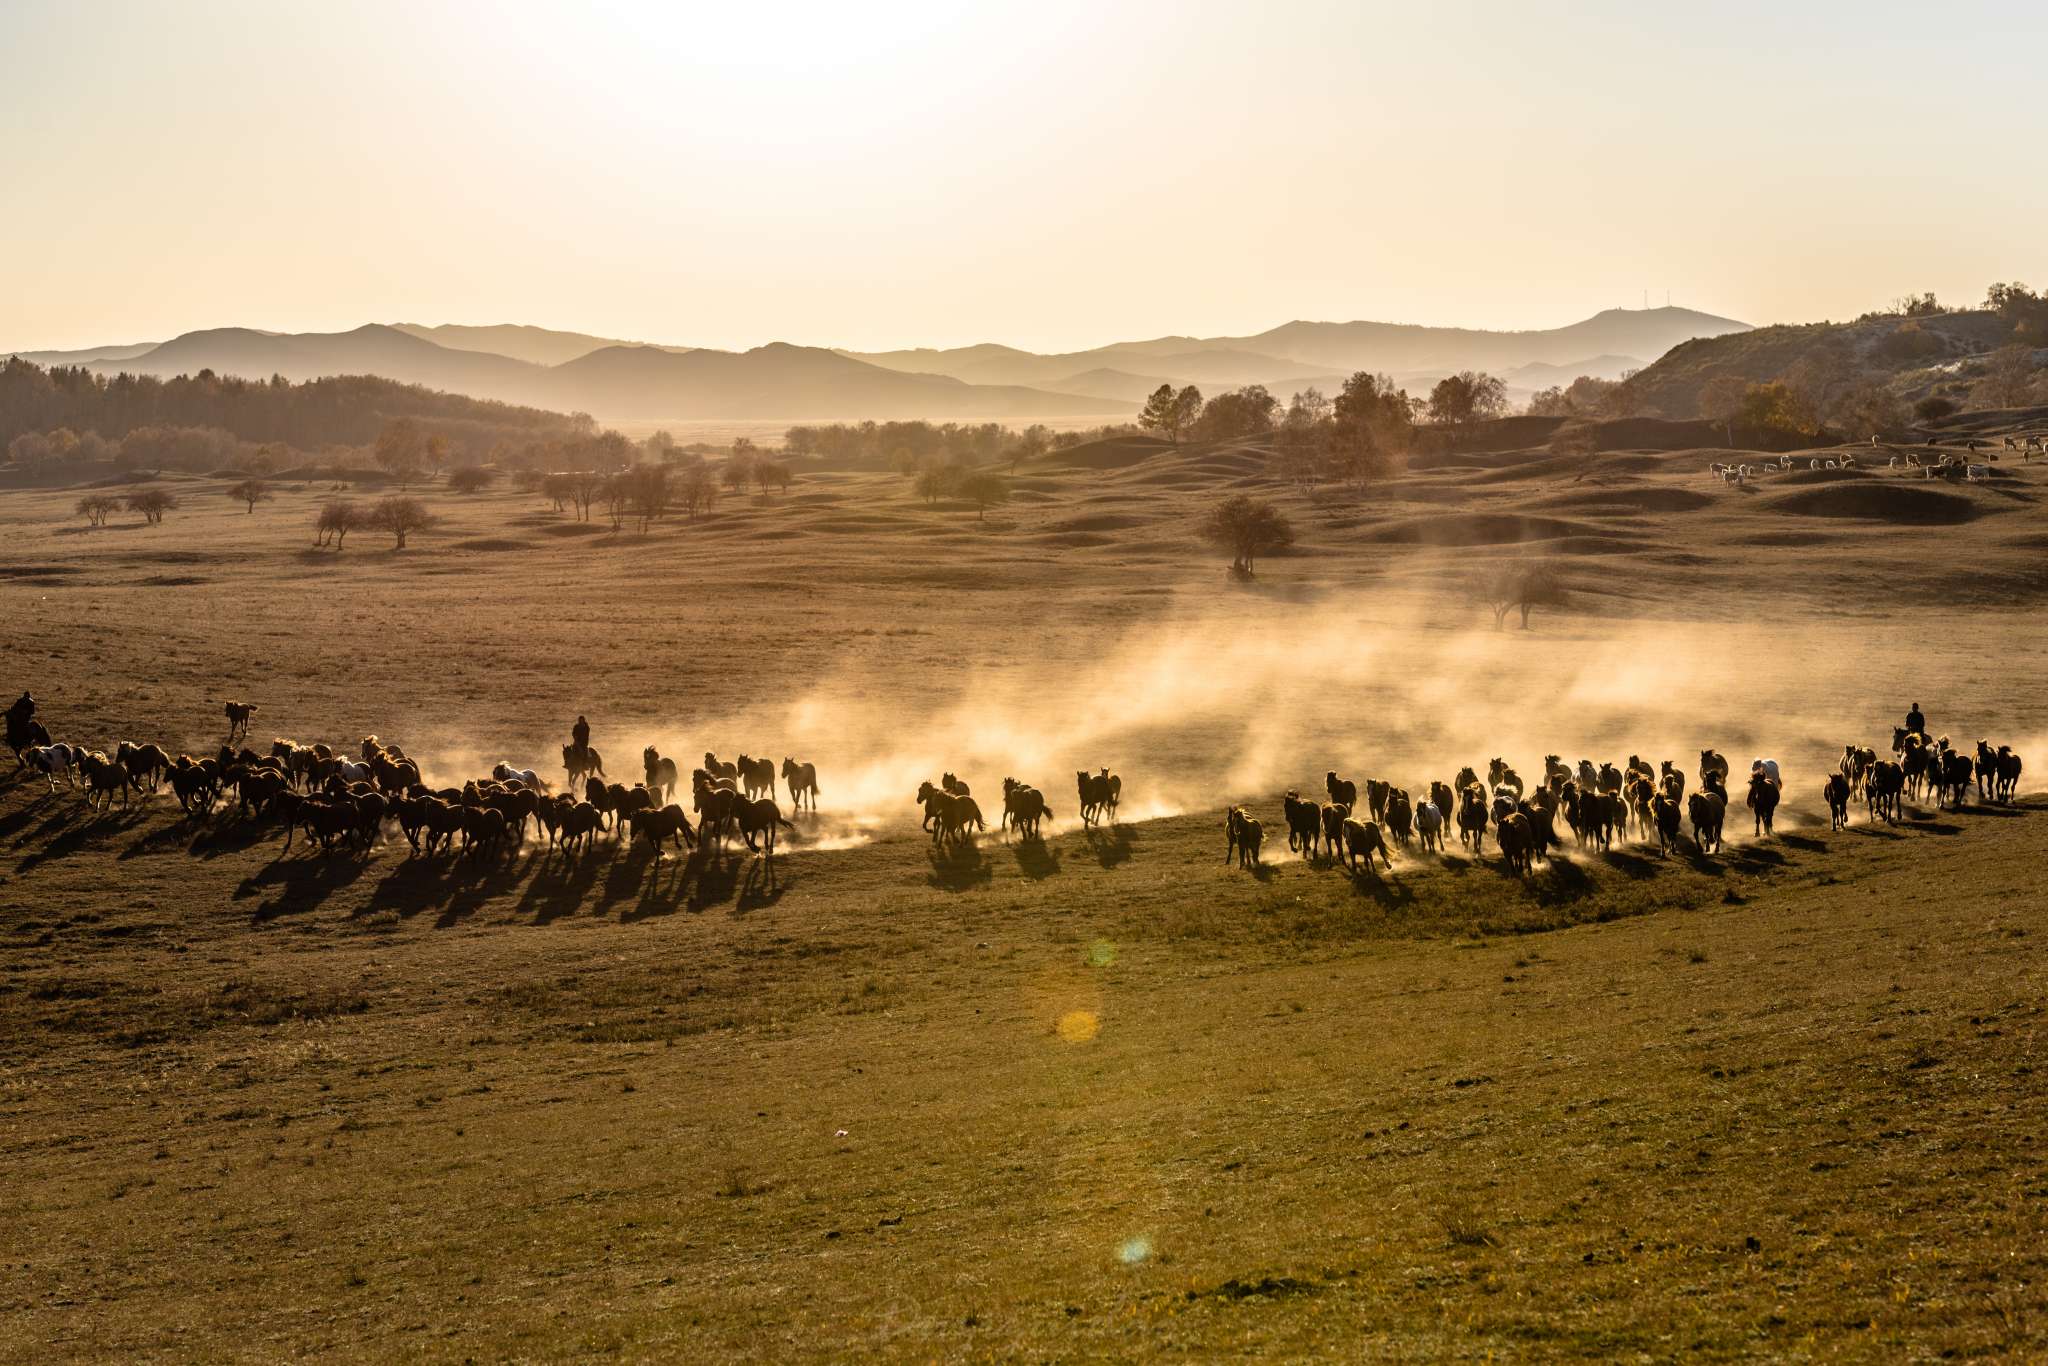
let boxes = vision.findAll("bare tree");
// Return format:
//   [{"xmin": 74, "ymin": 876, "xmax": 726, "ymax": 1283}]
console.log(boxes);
[
  {"xmin": 125, "ymin": 488, "xmax": 180, "ymax": 524},
  {"xmin": 1198, "ymin": 494, "xmax": 1294, "ymax": 576},
  {"xmin": 74, "ymin": 492, "xmax": 121, "ymax": 527},
  {"xmin": 227, "ymin": 478, "xmax": 272, "ymax": 513},
  {"xmin": 367, "ymin": 495, "xmax": 436, "ymax": 550},
  {"xmin": 447, "ymin": 465, "xmax": 497, "ymax": 494},
  {"xmin": 676, "ymin": 469, "xmax": 717, "ymax": 517},
  {"xmin": 599, "ymin": 474, "xmax": 632, "ymax": 531},
  {"xmin": 1474, "ymin": 559, "xmax": 1565, "ymax": 631},
  {"xmin": 562, "ymin": 470, "xmax": 606, "ymax": 521},
  {"xmin": 622, "ymin": 464, "xmax": 670, "ymax": 531},
  {"xmin": 540, "ymin": 471, "xmax": 574, "ymax": 512},
  {"xmin": 315, "ymin": 498, "xmax": 364, "ymax": 549}
]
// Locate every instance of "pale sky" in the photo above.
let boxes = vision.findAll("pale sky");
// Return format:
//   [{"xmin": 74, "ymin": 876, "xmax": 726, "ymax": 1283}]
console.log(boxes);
[{"xmin": 5, "ymin": 0, "xmax": 2045, "ymax": 354}]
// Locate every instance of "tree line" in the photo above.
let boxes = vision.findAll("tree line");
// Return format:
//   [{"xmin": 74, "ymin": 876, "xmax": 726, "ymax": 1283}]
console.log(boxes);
[{"xmin": 0, "ymin": 359, "xmax": 587, "ymax": 470}]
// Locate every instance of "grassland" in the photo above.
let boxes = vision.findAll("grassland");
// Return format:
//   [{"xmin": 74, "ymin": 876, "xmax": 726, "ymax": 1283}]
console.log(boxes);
[{"xmin": 3, "ymin": 431, "xmax": 2047, "ymax": 1361}]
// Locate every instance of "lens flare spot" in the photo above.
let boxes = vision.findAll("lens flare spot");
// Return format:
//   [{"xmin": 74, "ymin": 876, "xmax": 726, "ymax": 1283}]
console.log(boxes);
[
  {"xmin": 1117, "ymin": 1235, "xmax": 1153, "ymax": 1265},
  {"xmin": 1086, "ymin": 939, "xmax": 1117, "ymax": 968},
  {"xmin": 1057, "ymin": 1009, "xmax": 1099, "ymax": 1043}
]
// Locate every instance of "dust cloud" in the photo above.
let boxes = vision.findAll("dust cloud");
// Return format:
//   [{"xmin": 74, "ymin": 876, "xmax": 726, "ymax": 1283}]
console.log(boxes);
[{"xmin": 399, "ymin": 601, "xmax": 2042, "ymax": 843}]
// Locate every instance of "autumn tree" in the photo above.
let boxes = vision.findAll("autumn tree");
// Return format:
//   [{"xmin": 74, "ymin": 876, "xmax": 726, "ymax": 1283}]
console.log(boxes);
[
  {"xmin": 423, "ymin": 433, "xmax": 451, "ymax": 476},
  {"xmin": 913, "ymin": 467, "xmax": 946, "ymax": 505},
  {"xmin": 723, "ymin": 455, "xmax": 756, "ymax": 495},
  {"xmin": 368, "ymin": 495, "xmax": 436, "ymax": 549},
  {"xmin": 1426, "ymin": 372, "xmax": 1508, "ymax": 436},
  {"xmin": 1696, "ymin": 373, "xmax": 1748, "ymax": 446},
  {"xmin": 373, "ymin": 417, "xmax": 424, "ymax": 473},
  {"xmin": 125, "ymin": 488, "xmax": 180, "ymax": 524},
  {"xmin": 227, "ymin": 478, "xmax": 272, "ymax": 513},
  {"xmin": 889, "ymin": 445, "xmax": 917, "ymax": 476},
  {"xmin": 1140, "ymin": 384, "xmax": 1205, "ymax": 444},
  {"xmin": 1198, "ymin": 494, "xmax": 1294, "ymax": 576},
  {"xmin": 1325, "ymin": 371, "xmax": 1413, "ymax": 488},
  {"xmin": 1781, "ymin": 351, "xmax": 1851, "ymax": 435},
  {"xmin": 1190, "ymin": 385, "xmax": 1278, "ymax": 441},
  {"xmin": 74, "ymin": 492, "xmax": 120, "ymax": 527},
  {"xmin": 959, "ymin": 471, "xmax": 1009, "ymax": 521},
  {"xmin": 447, "ymin": 464, "xmax": 497, "ymax": 493},
  {"xmin": 1970, "ymin": 345, "xmax": 2040, "ymax": 410}
]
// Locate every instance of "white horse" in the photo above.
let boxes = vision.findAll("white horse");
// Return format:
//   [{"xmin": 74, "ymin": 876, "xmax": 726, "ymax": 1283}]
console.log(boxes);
[
  {"xmin": 338, "ymin": 759, "xmax": 372, "ymax": 786},
  {"xmin": 26, "ymin": 743, "xmax": 77, "ymax": 790},
  {"xmin": 492, "ymin": 762, "xmax": 548, "ymax": 791}
]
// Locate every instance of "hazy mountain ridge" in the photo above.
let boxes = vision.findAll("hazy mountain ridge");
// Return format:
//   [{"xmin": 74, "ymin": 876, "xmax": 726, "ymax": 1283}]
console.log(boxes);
[
  {"xmin": 843, "ymin": 307, "xmax": 1750, "ymax": 405},
  {"xmin": 7, "ymin": 305, "xmax": 1748, "ymax": 421}
]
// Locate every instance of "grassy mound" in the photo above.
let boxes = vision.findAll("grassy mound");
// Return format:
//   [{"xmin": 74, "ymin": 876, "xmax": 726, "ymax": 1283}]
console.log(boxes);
[
  {"xmin": 1763, "ymin": 484, "xmax": 1979, "ymax": 523},
  {"xmin": 1362, "ymin": 513, "xmax": 1620, "ymax": 546}
]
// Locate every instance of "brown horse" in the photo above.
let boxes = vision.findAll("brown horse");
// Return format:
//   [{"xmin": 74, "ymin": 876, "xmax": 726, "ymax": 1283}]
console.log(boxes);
[
  {"xmin": 781, "ymin": 758, "xmax": 820, "ymax": 812},
  {"xmin": 643, "ymin": 747, "xmax": 680, "ymax": 802}
]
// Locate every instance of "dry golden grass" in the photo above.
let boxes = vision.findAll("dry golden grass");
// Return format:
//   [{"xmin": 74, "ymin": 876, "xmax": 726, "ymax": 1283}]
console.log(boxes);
[{"xmin": 3, "ymin": 435, "xmax": 2047, "ymax": 1360}]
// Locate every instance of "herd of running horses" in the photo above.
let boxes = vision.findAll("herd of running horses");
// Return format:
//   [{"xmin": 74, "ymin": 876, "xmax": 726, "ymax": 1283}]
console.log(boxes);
[
  {"xmin": 1224, "ymin": 729, "xmax": 2026, "ymax": 877},
  {"xmin": 0, "ymin": 691, "xmax": 2026, "ymax": 879}
]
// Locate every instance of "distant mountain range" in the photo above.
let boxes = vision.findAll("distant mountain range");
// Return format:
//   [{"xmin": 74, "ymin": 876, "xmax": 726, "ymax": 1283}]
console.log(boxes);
[
  {"xmin": 7, "ymin": 306, "xmax": 1749, "ymax": 421},
  {"xmin": 843, "ymin": 308, "xmax": 1749, "ymax": 405}
]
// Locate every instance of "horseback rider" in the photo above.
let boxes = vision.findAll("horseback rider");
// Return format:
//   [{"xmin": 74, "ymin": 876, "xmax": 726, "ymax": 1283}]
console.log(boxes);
[
  {"xmin": 4, "ymin": 692, "xmax": 32, "ymax": 725},
  {"xmin": 571, "ymin": 714, "xmax": 590, "ymax": 755},
  {"xmin": 1905, "ymin": 702, "xmax": 1925, "ymax": 739}
]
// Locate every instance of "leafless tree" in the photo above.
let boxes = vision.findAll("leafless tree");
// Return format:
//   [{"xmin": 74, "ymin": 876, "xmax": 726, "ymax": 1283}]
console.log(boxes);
[
  {"xmin": 125, "ymin": 488, "xmax": 180, "ymax": 524},
  {"xmin": 367, "ymin": 496, "xmax": 436, "ymax": 550},
  {"xmin": 315, "ymin": 498, "xmax": 364, "ymax": 548},
  {"xmin": 74, "ymin": 492, "xmax": 120, "ymax": 527},
  {"xmin": 447, "ymin": 465, "xmax": 497, "ymax": 494},
  {"xmin": 227, "ymin": 478, "xmax": 272, "ymax": 513},
  {"xmin": 562, "ymin": 470, "xmax": 606, "ymax": 521}
]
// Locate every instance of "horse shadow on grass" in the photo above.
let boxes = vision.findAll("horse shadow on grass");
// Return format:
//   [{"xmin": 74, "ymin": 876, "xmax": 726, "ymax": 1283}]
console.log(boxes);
[
  {"xmin": 236, "ymin": 853, "xmax": 373, "ymax": 924},
  {"xmin": 926, "ymin": 840, "xmax": 992, "ymax": 891},
  {"xmin": 187, "ymin": 818, "xmax": 275, "ymax": 862},
  {"xmin": 508, "ymin": 846, "xmax": 607, "ymax": 924},
  {"xmin": 1778, "ymin": 834, "xmax": 1828, "ymax": 853},
  {"xmin": 1080, "ymin": 823, "xmax": 1137, "ymax": 869},
  {"xmin": 1012, "ymin": 834, "xmax": 1060, "ymax": 880},
  {"xmin": 15, "ymin": 805, "xmax": 146, "ymax": 872},
  {"xmin": 1343, "ymin": 866, "xmax": 1417, "ymax": 909},
  {"xmin": 1599, "ymin": 848, "xmax": 1664, "ymax": 881}
]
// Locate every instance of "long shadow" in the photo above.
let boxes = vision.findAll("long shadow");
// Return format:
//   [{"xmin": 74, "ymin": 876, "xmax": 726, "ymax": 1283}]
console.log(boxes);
[
  {"xmin": 1344, "ymin": 866, "xmax": 1417, "ymax": 908},
  {"xmin": 688, "ymin": 842, "xmax": 748, "ymax": 911},
  {"xmin": 15, "ymin": 804, "xmax": 146, "ymax": 872},
  {"xmin": 1600, "ymin": 848, "xmax": 1664, "ymax": 881},
  {"xmin": 0, "ymin": 790, "xmax": 64, "ymax": 844},
  {"xmin": 1779, "ymin": 834, "xmax": 1827, "ymax": 852},
  {"xmin": 511, "ymin": 846, "xmax": 605, "ymax": 924},
  {"xmin": 734, "ymin": 858, "xmax": 792, "ymax": 916},
  {"xmin": 1527, "ymin": 857, "xmax": 1599, "ymax": 905},
  {"xmin": 1081, "ymin": 824, "xmax": 1137, "ymax": 869},
  {"xmin": 188, "ymin": 818, "xmax": 275, "ymax": 861},
  {"xmin": 1013, "ymin": 835, "xmax": 1061, "ymax": 881},
  {"xmin": 236, "ymin": 854, "xmax": 373, "ymax": 923},
  {"xmin": 925, "ymin": 840, "xmax": 992, "ymax": 890}
]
